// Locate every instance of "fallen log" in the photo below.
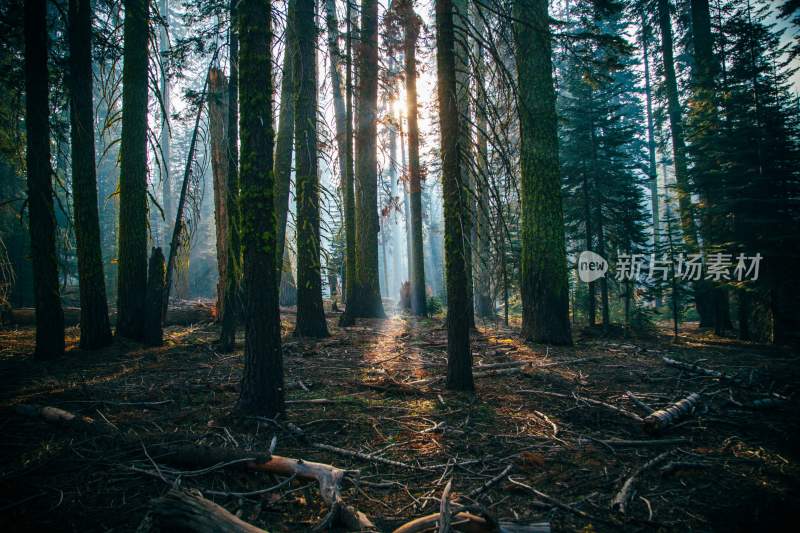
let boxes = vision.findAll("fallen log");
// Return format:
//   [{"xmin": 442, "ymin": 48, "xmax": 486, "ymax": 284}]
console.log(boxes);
[
  {"xmin": 144, "ymin": 488, "xmax": 265, "ymax": 532},
  {"xmin": 9, "ymin": 302, "xmax": 215, "ymax": 327},
  {"xmin": 610, "ymin": 450, "xmax": 674, "ymax": 514},
  {"xmin": 392, "ymin": 511, "xmax": 550, "ymax": 533},
  {"xmin": 643, "ymin": 393, "xmax": 702, "ymax": 434},
  {"xmin": 662, "ymin": 356, "xmax": 723, "ymax": 379}
]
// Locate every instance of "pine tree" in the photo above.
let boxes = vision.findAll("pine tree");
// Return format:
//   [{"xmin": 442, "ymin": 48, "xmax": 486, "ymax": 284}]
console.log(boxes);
[
  {"xmin": 514, "ymin": 0, "xmax": 572, "ymax": 345},
  {"xmin": 352, "ymin": 0, "xmax": 385, "ymax": 319},
  {"xmin": 236, "ymin": 0, "xmax": 284, "ymax": 416},
  {"xmin": 68, "ymin": 0, "xmax": 112, "ymax": 349},
  {"xmin": 274, "ymin": 0, "xmax": 295, "ymax": 270},
  {"xmin": 116, "ymin": 0, "xmax": 150, "ymax": 341},
  {"xmin": 436, "ymin": 0, "xmax": 473, "ymax": 391},
  {"xmin": 218, "ymin": 0, "xmax": 241, "ymax": 352},
  {"xmin": 24, "ymin": 0, "xmax": 64, "ymax": 358},
  {"xmin": 293, "ymin": 0, "xmax": 328, "ymax": 338},
  {"xmin": 397, "ymin": 0, "xmax": 426, "ymax": 316}
]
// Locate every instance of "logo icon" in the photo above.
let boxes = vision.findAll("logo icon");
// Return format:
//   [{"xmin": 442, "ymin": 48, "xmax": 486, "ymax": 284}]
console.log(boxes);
[{"xmin": 577, "ymin": 251, "xmax": 608, "ymax": 283}]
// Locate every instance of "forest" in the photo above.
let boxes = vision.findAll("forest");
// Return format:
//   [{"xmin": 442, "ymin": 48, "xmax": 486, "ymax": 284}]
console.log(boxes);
[{"xmin": 1, "ymin": 0, "xmax": 799, "ymax": 530}]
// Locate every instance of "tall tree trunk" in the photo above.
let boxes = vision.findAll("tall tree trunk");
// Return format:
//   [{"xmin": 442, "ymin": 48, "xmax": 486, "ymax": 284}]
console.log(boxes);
[
  {"xmin": 353, "ymin": 0, "xmax": 385, "ymax": 318},
  {"xmin": 657, "ymin": 0, "xmax": 697, "ymax": 248},
  {"xmin": 236, "ymin": 0, "xmax": 284, "ymax": 416},
  {"xmin": 453, "ymin": 0, "xmax": 474, "ymax": 326},
  {"xmin": 209, "ymin": 68, "xmax": 229, "ymax": 322},
  {"xmin": 274, "ymin": 0, "xmax": 296, "ymax": 271},
  {"xmin": 436, "ymin": 0, "xmax": 473, "ymax": 391},
  {"xmin": 472, "ymin": 2, "xmax": 492, "ymax": 319},
  {"xmin": 293, "ymin": 0, "xmax": 328, "ymax": 338},
  {"xmin": 657, "ymin": 0, "xmax": 712, "ymax": 328},
  {"xmin": 116, "ymin": 0, "xmax": 150, "ymax": 341},
  {"xmin": 68, "ymin": 0, "xmax": 112, "ymax": 349},
  {"xmin": 219, "ymin": 0, "xmax": 241, "ymax": 351},
  {"xmin": 400, "ymin": 0, "xmax": 427, "ymax": 317},
  {"xmin": 640, "ymin": 11, "xmax": 661, "ymax": 308},
  {"xmin": 513, "ymin": 0, "xmax": 572, "ymax": 345},
  {"xmin": 24, "ymin": 0, "xmax": 64, "ymax": 358},
  {"xmin": 338, "ymin": 0, "xmax": 358, "ymax": 326},
  {"xmin": 159, "ymin": 0, "xmax": 171, "ymax": 244},
  {"xmin": 582, "ymin": 172, "xmax": 596, "ymax": 326},
  {"xmin": 324, "ymin": 0, "xmax": 347, "ymax": 184},
  {"xmin": 689, "ymin": 0, "xmax": 730, "ymax": 334}
]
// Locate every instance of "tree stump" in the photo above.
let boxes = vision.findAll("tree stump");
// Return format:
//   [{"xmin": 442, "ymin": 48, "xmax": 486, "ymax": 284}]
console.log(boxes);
[{"xmin": 144, "ymin": 247, "xmax": 166, "ymax": 346}]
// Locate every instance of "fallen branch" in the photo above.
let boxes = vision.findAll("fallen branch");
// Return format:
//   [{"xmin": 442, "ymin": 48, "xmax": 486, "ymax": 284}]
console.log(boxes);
[
  {"xmin": 643, "ymin": 393, "xmax": 702, "ymax": 434},
  {"xmin": 578, "ymin": 437, "xmax": 688, "ymax": 447},
  {"xmin": 659, "ymin": 461, "xmax": 710, "ymax": 476},
  {"xmin": 506, "ymin": 477, "xmax": 593, "ymax": 521},
  {"xmin": 610, "ymin": 450, "xmax": 674, "ymax": 514},
  {"xmin": 573, "ymin": 395, "xmax": 644, "ymax": 423},
  {"xmin": 393, "ymin": 513, "xmax": 550, "ymax": 533},
  {"xmin": 625, "ymin": 391, "xmax": 655, "ymax": 414},
  {"xmin": 145, "ymin": 488, "xmax": 266, "ymax": 532},
  {"xmin": 407, "ymin": 365, "xmax": 530, "ymax": 386},
  {"xmin": 465, "ymin": 464, "xmax": 513, "ymax": 500}
]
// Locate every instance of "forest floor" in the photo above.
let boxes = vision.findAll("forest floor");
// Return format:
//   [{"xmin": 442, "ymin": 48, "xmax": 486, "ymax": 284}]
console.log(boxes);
[{"xmin": 1, "ymin": 303, "xmax": 799, "ymax": 532}]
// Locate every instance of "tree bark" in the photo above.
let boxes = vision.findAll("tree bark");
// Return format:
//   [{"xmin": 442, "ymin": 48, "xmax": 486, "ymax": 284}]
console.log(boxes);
[
  {"xmin": 236, "ymin": 0, "xmax": 284, "ymax": 417},
  {"xmin": 513, "ymin": 0, "xmax": 572, "ymax": 345},
  {"xmin": 293, "ymin": 0, "xmax": 328, "ymax": 338},
  {"xmin": 144, "ymin": 247, "xmax": 166, "ymax": 346},
  {"xmin": 472, "ymin": 2, "xmax": 492, "ymax": 319},
  {"xmin": 352, "ymin": 0, "xmax": 386, "ymax": 319},
  {"xmin": 339, "ymin": 0, "xmax": 358, "ymax": 326},
  {"xmin": 640, "ymin": 11, "xmax": 661, "ymax": 307},
  {"xmin": 274, "ymin": 0, "xmax": 296, "ymax": 272},
  {"xmin": 399, "ymin": 0, "xmax": 427, "ymax": 317},
  {"xmin": 24, "ymin": 0, "xmax": 65, "ymax": 358},
  {"xmin": 68, "ymin": 0, "xmax": 112, "ymax": 350},
  {"xmin": 218, "ymin": 0, "xmax": 241, "ymax": 352},
  {"xmin": 453, "ymin": 0, "xmax": 474, "ymax": 327},
  {"xmin": 436, "ymin": 0, "xmax": 473, "ymax": 391},
  {"xmin": 117, "ymin": 0, "xmax": 150, "ymax": 341},
  {"xmin": 209, "ymin": 67, "xmax": 229, "ymax": 322}
]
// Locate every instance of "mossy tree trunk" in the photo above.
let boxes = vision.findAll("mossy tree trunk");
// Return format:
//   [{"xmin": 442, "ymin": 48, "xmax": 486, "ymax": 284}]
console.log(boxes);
[
  {"xmin": 436, "ymin": 0, "xmax": 473, "ymax": 391},
  {"xmin": 352, "ymin": 0, "xmax": 386, "ymax": 319},
  {"xmin": 399, "ymin": 0, "xmax": 426, "ymax": 317},
  {"xmin": 236, "ymin": 0, "xmax": 284, "ymax": 417},
  {"xmin": 293, "ymin": 0, "xmax": 328, "ymax": 338},
  {"xmin": 219, "ymin": 0, "xmax": 241, "ymax": 352},
  {"xmin": 68, "ymin": 0, "xmax": 112, "ymax": 349},
  {"xmin": 24, "ymin": 0, "xmax": 64, "ymax": 358},
  {"xmin": 513, "ymin": 0, "xmax": 572, "ymax": 345},
  {"xmin": 116, "ymin": 0, "xmax": 150, "ymax": 341}
]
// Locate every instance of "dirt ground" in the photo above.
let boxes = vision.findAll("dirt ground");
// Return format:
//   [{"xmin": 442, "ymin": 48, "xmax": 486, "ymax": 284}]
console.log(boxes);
[{"xmin": 1, "ymin": 305, "xmax": 799, "ymax": 532}]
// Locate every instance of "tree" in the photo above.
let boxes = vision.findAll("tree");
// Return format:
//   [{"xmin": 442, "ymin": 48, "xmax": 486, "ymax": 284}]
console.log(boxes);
[
  {"xmin": 436, "ymin": 0, "xmax": 473, "ymax": 391},
  {"xmin": 218, "ymin": 0, "xmax": 241, "ymax": 352},
  {"xmin": 293, "ymin": 0, "xmax": 328, "ymax": 338},
  {"xmin": 158, "ymin": 0, "xmax": 171, "ymax": 242},
  {"xmin": 24, "ymin": 0, "xmax": 64, "ymax": 358},
  {"xmin": 274, "ymin": 0, "xmax": 295, "ymax": 269},
  {"xmin": 339, "ymin": 0, "xmax": 358, "ymax": 326},
  {"xmin": 116, "ymin": 0, "xmax": 150, "ymax": 341},
  {"xmin": 513, "ymin": 0, "xmax": 571, "ymax": 345},
  {"xmin": 68, "ymin": 0, "xmax": 113, "ymax": 349},
  {"xmin": 236, "ymin": 0, "xmax": 284, "ymax": 416},
  {"xmin": 398, "ymin": 0, "xmax": 426, "ymax": 316},
  {"xmin": 352, "ymin": 0, "xmax": 385, "ymax": 319}
]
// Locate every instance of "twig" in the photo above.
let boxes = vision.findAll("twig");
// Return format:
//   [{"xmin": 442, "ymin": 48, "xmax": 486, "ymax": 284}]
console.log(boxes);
[
  {"xmin": 506, "ymin": 477, "xmax": 593, "ymax": 520},
  {"xmin": 438, "ymin": 480, "xmax": 452, "ymax": 533},
  {"xmin": 465, "ymin": 464, "xmax": 513, "ymax": 500},
  {"xmin": 203, "ymin": 474, "xmax": 296, "ymax": 497},
  {"xmin": 610, "ymin": 450, "xmax": 674, "ymax": 514}
]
